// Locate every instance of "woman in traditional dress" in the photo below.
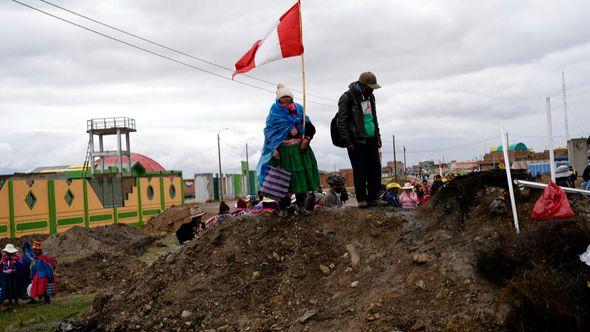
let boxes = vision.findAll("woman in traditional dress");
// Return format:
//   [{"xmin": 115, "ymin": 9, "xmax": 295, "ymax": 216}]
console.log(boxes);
[
  {"xmin": 1, "ymin": 244, "xmax": 24, "ymax": 306},
  {"xmin": 257, "ymin": 84, "xmax": 320, "ymax": 217}
]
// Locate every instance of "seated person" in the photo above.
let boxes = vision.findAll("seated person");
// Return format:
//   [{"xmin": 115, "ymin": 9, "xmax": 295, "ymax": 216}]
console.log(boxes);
[
  {"xmin": 399, "ymin": 183, "xmax": 419, "ymax": 208},
  {"xmin": 430, "ymin": 175, "xmax": 444, "ymax": 196},
  {"xmin": 325, "ymin": 175, "xmax": 347, "ymax": 207},
  {"xmin": 382, "ymin": 182, "xmax": 401, "ymax": 207}
]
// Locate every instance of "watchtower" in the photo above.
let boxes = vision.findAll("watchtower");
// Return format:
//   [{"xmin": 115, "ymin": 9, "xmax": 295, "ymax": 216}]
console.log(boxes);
[{"xmin": 83, "ymin": 117, "xmax": 136, "ymax": 176}]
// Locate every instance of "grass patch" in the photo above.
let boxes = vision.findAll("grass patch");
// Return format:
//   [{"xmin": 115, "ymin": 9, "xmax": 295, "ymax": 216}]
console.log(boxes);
[{"xmin": 0, "ymin": 294, "xmax": 93, "ymax": 332}]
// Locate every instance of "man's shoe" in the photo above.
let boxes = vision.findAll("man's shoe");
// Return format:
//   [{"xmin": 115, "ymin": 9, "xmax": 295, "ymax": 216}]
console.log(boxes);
[
  {"xmin": 357, "ymin": 201, "xmax": 368, "ymax": 209},
  {"xmin": 368, "ymin": 200, "xmax": 388, "ymax": 207},
  {"xmin": 278, "ymin": 210, "xmax": 288, "ymax": 218}
]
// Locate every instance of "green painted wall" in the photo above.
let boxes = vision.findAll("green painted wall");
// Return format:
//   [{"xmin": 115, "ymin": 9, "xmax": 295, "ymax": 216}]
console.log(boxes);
[{"xmin": 1, "ymin": 174, "xmax": 184, "ymax": 239}]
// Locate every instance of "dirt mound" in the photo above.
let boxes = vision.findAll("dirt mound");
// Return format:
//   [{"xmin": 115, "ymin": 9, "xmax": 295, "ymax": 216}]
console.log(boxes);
[
  {"xmin": 428, "ymin": 170, "xmax": 533, "ymax": 228},
  {"xmin": 59, "ymin": 252, "xmax": 146, "ymax": 294},
  {"xmin": 89, "ymin": 208, "xmax": 507, "ymax": 331},
  {"xmin": 0, "ymin": 234, "xmax": 49, "ymax": 249},
  {"xmin": 43, "ymin": 223, "xmax": 154, "ymax": 258},
  {"xmin": 477, "ymin": 213, "xmax": 590, "ymax": 331},
  {"xmin": 142, "ymin": 203, "xmax": 200, "ymax": 237},
  {"xmin": 40, "ymin": 224, "xmax": 155, "ymax": 295}
]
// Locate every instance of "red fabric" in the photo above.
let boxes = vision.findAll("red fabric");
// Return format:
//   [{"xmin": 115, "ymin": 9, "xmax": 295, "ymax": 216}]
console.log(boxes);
[
  {"xmin": 36, "ymin": 253, "xmax": 58, "ymax": 269},
  {"xmin": 531, "ymin": 182, "xmax": 575, "ymax": 221},
  {"xmin": 30, "ymin": 274, "xmax": 49, "ymax": 298},
  {"xmin": 277, "ymin": 1, "xmax": 303, "ymax": 57},
  {"xmin": 420, "ymin": 195, "xmax": 431, "ymax": 204},
  {"xmin": 233, "ymin": 40, "xmax": 261, "ymax": 77},
  {"xmin": 233, "ymin": 1, "xmax": 303, "ymax": 77}
]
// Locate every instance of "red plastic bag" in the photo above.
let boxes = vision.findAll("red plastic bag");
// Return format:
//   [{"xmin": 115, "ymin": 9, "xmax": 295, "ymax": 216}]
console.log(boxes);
[{"xmin": 531, "ymin": 182, "xmax": 574, "ymax": 221}]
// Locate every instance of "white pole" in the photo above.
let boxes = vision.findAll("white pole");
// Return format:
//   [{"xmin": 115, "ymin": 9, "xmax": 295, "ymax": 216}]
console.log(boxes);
[
  {"xmin": 501, "ymin": 125, "xmax": 520, "ymax": 234},
  {"xmin": 546, "ymin": 97, "xmax": 556, "ymax": 183}
]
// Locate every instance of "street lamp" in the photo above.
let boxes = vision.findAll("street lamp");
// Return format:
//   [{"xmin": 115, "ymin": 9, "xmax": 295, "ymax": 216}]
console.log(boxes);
[{"xmin": 217, "ymin": 128, "xmax": 229, "ymax": 201}]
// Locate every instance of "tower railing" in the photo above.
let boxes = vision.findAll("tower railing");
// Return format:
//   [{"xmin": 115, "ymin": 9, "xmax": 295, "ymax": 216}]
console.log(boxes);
[{"xmin": 87, "ymin": 117, "xmax": 136, "ymax": 132}]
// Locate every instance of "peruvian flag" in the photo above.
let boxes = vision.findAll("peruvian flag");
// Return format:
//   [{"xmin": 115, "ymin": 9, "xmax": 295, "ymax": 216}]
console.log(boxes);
[{"xmin": 233, "ymin": 1, "xmax": 303, "ymax": 77}]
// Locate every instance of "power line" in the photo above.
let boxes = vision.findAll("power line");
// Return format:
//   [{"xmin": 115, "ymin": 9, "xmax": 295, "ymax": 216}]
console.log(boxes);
[
  {"xmin": 10, "ymin": 0, "xmax": 337, "ymax": 109},
  {"xmin": 35, "ymin": 0, "xmax": 337, "ymax": 103}
]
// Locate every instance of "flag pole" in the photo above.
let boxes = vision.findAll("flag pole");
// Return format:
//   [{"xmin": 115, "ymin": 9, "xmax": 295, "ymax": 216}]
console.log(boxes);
[{"xmin": 298, "ymin": 0, "xmax": 307, "ymax": 131}]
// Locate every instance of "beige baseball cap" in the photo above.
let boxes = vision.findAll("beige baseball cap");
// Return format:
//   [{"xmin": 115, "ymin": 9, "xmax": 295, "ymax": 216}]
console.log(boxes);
[{"xmin": 358, "ymin": 72, "xmax": 381, "ymax": 89}]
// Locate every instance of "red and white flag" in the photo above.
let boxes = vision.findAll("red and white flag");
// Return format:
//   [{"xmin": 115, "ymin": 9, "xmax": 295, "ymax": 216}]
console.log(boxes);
[{"xmin": 233, "ymin": 1, "xmax": 303, "ymax": 77}]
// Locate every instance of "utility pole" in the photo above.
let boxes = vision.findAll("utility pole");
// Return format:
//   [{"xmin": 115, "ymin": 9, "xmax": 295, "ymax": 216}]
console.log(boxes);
[
  {"xmin": 562, "ymin": 70, "xmax": 570, "ymax": 142},
  {"xmin": 217, "ymin": 128, "xmax": 229, "ymax": 201},
  {"xmin": 392, "ymin": 134, "xmax": 397, "ymax": 182},
  {"xmin": 403, "ymin": 145, "xmax": 407, "ymax": 178},
  {"xmin": 245, "ymin": 137, "xmax": 255, "ymax": 195}
]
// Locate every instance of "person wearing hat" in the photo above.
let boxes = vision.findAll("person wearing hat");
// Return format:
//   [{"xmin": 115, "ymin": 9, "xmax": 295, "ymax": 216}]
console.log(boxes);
[
  {"xmin": 325, "ymin": 175, "xmax": 347, "ymax": 208},
  {"xmin": 1, "ymin": 244, "xmax": 24, "ymax": 306},
  {"xmin": 257, "ymin": 84, "xmax": 320, "ymax": 217},
  {"xmin": 383, "ymin": 182, "xmax": 402, "ymax": 207},
  {"xmin": 399, "ymin": 183, "xmax": 419, "ymax": 208},
  {"xmin": 335, "ymin": 72, "xmax": 386, "ymax": 208},
  {"xmin": 430, "ymin": 174, "xmax": 445, "ymax": 196},
  {"xmin": 22, "ymin": 240, "xmax": 57, "ymax": 304},
  {"xmin": 555, "ymin": 165, "xmax": 573, "ymax": 188}
]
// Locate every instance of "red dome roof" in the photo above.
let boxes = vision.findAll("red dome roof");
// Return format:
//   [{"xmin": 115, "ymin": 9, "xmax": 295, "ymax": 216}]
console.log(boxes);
[{"xmin": 101, "ymin": 153, "xmax": 165, "ymax": 172}]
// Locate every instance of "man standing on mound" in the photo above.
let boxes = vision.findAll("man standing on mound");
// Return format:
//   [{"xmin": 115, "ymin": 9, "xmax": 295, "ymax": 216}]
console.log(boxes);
[{"xmin": 336, "ymin": 72, "xmax": 387, "ymax": 208}]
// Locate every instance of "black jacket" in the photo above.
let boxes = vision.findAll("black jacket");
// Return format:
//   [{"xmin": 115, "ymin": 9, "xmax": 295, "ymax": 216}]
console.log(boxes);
[
  {"xmin": 583, "ymin": 165, "xmax": 590, "ymax": 182},
  {"xmin": 336, "ymin": 82, "xmax": 381, "ymax": 146}
]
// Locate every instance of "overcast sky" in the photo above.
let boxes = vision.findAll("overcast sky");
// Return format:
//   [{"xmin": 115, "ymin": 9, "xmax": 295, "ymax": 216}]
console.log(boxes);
[{"xmin": 1, "ymin": 0, "xmax": 590, "ymax": 176}]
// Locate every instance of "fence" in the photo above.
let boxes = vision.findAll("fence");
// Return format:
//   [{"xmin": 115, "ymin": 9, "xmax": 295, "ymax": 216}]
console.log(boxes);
[{"xmin": 0, "ymin": 174, "xmax": 183, "ymax": 239}]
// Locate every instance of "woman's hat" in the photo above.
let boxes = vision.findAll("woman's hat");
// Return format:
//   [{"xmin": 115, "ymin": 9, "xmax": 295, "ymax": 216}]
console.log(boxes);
[
  {"xmin": 555, "ymin": 165, "xmax": 573, "ymax": 178},
  {"xmin": 387, "ymin": 182, "xmax": 401, "ymax": 190},
  {"xmin": 2, "ymin": 244, "xmax": 19, "ymax": 254},
  {"xmin": 276, "ymin": 84, "xmax": 294, "ymax": 99},
  {"xmin": 402, "ymin": 182, "xmax": 414, "ymax": 190},
  {"xmin": 32, "ymin": 240, "xmax": 43, "ymax": 251}
]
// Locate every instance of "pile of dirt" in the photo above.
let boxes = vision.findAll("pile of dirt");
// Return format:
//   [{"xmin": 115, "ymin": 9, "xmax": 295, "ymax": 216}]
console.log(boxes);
[
  {"xmin": 41, "ymin": 224, "xmax": 155, "ymax": 294},
  {"xmin": 88, "ymin": 207, "xmax": 508, "ymax": 331},
  {"xmin": 0, "ymin": 234, "xmax": 49, "ymax": 249},
  {"xmin": 142, "ymin": 203, "xmax": 200, "ymax": 237},
  {"xmin": 428, "ymin": 169, "xmax": 533, "ymax": 228},
  {"xmin": 43, "ymin": 223, "xmax": 154, "ymax": 258},
  {"xmin": 476, "ymin": 202, "xmax": 590, "ymax": 331}
]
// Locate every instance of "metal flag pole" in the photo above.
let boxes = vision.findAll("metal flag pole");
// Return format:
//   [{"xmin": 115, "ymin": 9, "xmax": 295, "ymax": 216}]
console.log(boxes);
[
  {"xmin": 298, "ymin": 0, "xmax": 307, "ymax": 131},
  {"xmin": 501, "ymin": 125, "xmax": 520, "ymax": 234}
]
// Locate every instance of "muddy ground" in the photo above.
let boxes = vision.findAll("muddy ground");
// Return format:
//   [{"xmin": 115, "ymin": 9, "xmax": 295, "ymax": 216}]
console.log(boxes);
[
  {"xmin": 4, "ymin": 170, "xmax": 590, "ymax": 331},
  {"xmin": 90, "ymin": 207, "xmax": 510, "ymax": 331}
]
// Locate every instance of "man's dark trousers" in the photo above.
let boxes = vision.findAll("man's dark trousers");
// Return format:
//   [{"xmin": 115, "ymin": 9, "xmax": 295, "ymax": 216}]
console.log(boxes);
[{"xmin": 347, "ymin": 137, "xmax": 381, "ymax": 202}]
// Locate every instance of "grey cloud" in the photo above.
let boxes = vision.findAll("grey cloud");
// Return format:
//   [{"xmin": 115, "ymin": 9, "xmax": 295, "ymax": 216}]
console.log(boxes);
[{"xmin": 1, "ymin": 0, "xmax": 590, "ymax": 175}]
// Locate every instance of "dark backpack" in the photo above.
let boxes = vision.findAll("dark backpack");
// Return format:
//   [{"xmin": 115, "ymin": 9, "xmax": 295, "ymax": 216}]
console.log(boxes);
[{"xmin": 330, "ymin": 115, "xmax": 347, "ymax": 148}]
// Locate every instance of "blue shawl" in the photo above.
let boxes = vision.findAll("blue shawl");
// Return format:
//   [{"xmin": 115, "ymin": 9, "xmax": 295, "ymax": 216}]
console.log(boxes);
[{"xmin": 257, "ymin": 101, "xmax": 309, "ymax": 186}]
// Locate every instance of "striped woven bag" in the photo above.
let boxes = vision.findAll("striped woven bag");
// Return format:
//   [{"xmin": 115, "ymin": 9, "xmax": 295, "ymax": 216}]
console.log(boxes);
[{"xmin": 261, "ymin": 167, "xmax": 291, "ymax": 201}]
